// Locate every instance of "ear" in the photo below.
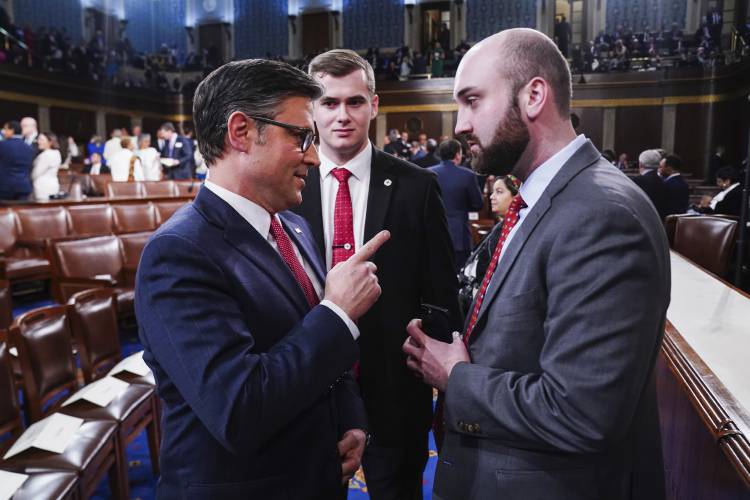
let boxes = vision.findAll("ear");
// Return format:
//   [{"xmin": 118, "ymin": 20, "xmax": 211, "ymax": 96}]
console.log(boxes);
[
  {"xmin": 370, "ymin": 93, "xmax": 379, "ymax": 120},
  {"xmin": 522, "ymin": 77, "xmax": 549, "ymax": 121},
  {"xmin": 226, "ymin": 111, "xmax": 257, "ymax": 154}
]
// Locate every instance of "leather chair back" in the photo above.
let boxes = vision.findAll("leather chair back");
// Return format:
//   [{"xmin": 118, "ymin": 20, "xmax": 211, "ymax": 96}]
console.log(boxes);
[
  {"xmin": 67, "ymin": 204, "xmax": 114, "ymax": 236},
  {"xmin": 174, "ymin": 180, "xmax": 200, "ymax": 196},
  {"xmin": 112, "ymin": 203, "xmax": 157, "ymax": 233},
  {"xmin": 118, "ymin": 232, "xmax": 151, "ymax": 269},
  {"xmin": 0, "ymin": 210, "xmax": 19, "ymax": 255},
  {"xmin": 107, "ymin": 182, "xmax": 144, "ymax": 198},
  {"xmin": 10, "ymin": 305, "xmax": 78, "ymax": 422},
  {"xmin": 68, "ymin": 288, "xmax": 121, "ymax": 384},
  {"xmin": 155, "ymin": 201, "xmax": 187, "ymax": 225},
  {"xmin": 663, "ymin": 214, "xmax": 696, "ymax": 247},
  {"xmin": 142, "ymin": 181, "xmax": 177, "ymax": 197},
  {"xmin": 51, "ymin": 235, "xmax": 123, "ymax": 279},
  {"xmin": 15, "ymin": 206, "xmax": 72, "ymax": 244},
  {"xmin": 89, "ymin": 174, "xmax": 111, "ymax": 196},
  {"xmin": 673, "ymin": 216, "xmax": 739, "ymax": 277},
  {"xmin": 0, "ymin": 279, "xmax": 12, "ymax": 331},
  {"xmin": 0, "ymin": 341, "xmax": 23, "ymax": 449}
]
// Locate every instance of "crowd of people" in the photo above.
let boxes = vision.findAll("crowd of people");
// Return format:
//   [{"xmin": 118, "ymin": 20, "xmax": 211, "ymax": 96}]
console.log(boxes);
[{"xmin": 0, "ymin": 117, "xmax": 206, "ymax": 201}]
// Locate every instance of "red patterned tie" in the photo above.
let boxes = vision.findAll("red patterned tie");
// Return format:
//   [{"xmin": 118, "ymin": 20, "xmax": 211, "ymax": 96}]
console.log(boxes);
[
  {"xmin": 331, "ymin": 168, "xmax": 355, "ymax": 266},
  {"xmin": 269, "ymin": 216, "xmax": 319, "ymax": 308},
  {"xmin": 463, "ymin": 194, "xmax": 527, "ymax": 344}
]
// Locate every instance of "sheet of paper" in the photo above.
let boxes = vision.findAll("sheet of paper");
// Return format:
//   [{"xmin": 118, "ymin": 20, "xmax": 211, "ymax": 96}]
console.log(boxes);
[
  {"xmin": 108, "ymin": 350, "xmax": 151, "ymax": 377},
  {"xmin": 9, "ymin": 346, "xmax": 17, "ymax": 357},
  {"xmin": 3, "ymin": 413, "xmax": 83, "ymax": 459},
  {"xmin": 0, "ymin": 470, "xmax": 28, "ymax": 500},
  {"xmin": 63, "ymin": 376, "xmax": 129, "ymax": 408}
]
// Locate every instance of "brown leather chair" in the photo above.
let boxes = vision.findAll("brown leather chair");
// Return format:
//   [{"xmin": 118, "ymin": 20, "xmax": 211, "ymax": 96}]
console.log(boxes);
[
  {"xmin": 0, "ymin": 210, "xmax": 51, "ymax": 286},
  {"xmin": 118, "ymin": 232, "xmax": 151, "ymax": 286},
  {"xmin": 673, "ymin": 215, "xmax": 739, "ymax": 278},
  {"xmin": 0, "ymin": 279, "xmax": 12, "ymax": 332},
  {"xmin": 14, "ymin": 207, "xmax": 73, "ymax": 253},
  {"xmin": 112, "ymin": 203, "xmax": 158, "ymax": 234},
  {"xmin": 10, "ymin": 305, "xmax": 159, "ymax": 499},
  {"xmin": 663, "ymin": 214, "xmax": 695, "ymax": 247},
  {"xmin": 0, "ymin": 340, "xmax": 122, "ymax": 499},
  {"xmin": 47, "ymin": 236, "xmax": 134, "ymax": 318},
  {"xmin": 155, "ymin": 200, "xmax": 187, "ymax": 225},
  {"xmin": 106, "ymin": 181, "xmax": 144, "ymax": 198},
  {"xmin": 88, "ymin": 174, "xmax": 111, "ymax": 197},
  {"xmin": 67, "ymin": 204, "xmax": 114, "ymax": 237},
  {"xmin": 142, "ymin": 180, "xmax": 177, "ymax": 197},
  {"xmin": 470, "ymin": 219, "xmax": 497, "ymax": 246},
  {"xmin": 0, "ymin": 470, "xmax": 79, "ymax": 500},
  {"xmin": 173, "ymin": 179, "xmax": 200, "ymax": 196}
]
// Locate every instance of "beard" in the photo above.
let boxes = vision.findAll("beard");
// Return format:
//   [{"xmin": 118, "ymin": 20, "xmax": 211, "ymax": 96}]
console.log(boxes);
[{"xmin": 467, "ymin": 101, "xmax": 530, "ymax": 176}]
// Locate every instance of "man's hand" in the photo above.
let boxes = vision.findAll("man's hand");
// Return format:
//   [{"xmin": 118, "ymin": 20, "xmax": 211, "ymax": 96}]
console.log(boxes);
[
  {"xmin": 325, "ymin": 230, "xmax": 390, "ymax": 322},
  {"xmin": 402, "ymin": 319, "xmax": 470, "ymax": 391},
  {"xmin": 338, "ymin": 429, "xmax": 367, "ymax": 485}
]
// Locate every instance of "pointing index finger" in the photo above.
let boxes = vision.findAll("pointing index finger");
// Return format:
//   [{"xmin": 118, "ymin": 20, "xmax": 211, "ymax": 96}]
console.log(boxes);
[{"xmin": 351, "ymin": 230, "xmax": 390, "ymax": 263}]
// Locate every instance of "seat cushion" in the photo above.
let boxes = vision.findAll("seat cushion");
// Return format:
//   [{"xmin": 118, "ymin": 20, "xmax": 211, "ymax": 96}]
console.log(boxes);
[
  {"xmin": 58, "ymin": 383, "xmax": 153, "ymax": 423},
  {"xmin": 0, "ymin": 470, "xmax": 78, "ymax": 500},
  {"xmin": 2, "ymin": 419, "xmax": 117, "ymax": 473},
  {"xmin": 4, "ymin": 258, "xmax": 51, "ymax": 280},
  {"xmin": 113, "ymin": 288, "xmax": 134, "ymax": 317}
]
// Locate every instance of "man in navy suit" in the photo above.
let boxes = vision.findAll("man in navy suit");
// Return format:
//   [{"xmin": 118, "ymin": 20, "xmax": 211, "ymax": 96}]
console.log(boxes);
[
  {"xmin": 430, "ymin": 139, "xmax": 484, "ymax": 271},
  {"xmin": 136, "ymin": 59, "xmax": 390, "ymax": 499},
  {"xmin": 158, "ymin": 121, "xmax": 194, "ymax": 179},
  {"xmin": 0, "ymin": 121, "xmax": 34, "ymax": 200},
  {"xmin": 659, "ymin": 154, "xmax": 689, "ymax": 216}
]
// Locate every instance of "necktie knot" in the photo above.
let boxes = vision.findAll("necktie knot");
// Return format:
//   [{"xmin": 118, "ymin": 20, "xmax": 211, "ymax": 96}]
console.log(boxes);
[{"xmin": 331, "ymin": 168, "xmax": 353, "ymax": 184}]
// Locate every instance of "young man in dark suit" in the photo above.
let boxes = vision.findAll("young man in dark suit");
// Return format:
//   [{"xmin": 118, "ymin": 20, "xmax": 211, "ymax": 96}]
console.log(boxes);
[
  {"xmin": 136, "ymin": 60, "xmax": 389, "ymax": 499},
  {"xmin": 158, "ymin": 122, "xmax": 194, "ymax": 179},
  {"xmin": 429, "ymin": 139, "xmax": 484, "ymax": 271},
  {"xmin": 659, "ymin": 154, "xmax": 690, "ymax": 216},
  {"xmin": 0, "ymin": 120, "xmax": 34, "ymax": 200},
  {"xmin": 296, "ymin": 49, "xmax": 460, "ymax": 500}
]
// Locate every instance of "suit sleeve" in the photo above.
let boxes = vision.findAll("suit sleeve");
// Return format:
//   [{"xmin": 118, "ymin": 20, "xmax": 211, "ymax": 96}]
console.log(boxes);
[
  {"xmin": 175, "ymin": 140, "xmax": 193, "ymax": 169},
  {"xmin": 421, "ymin": 174, "xmax": 462, "ymax": 337},
  {"xmin": 136, "ymin": 233, "xmax": 360, "ymax": 454},
  {"xmin": 334, "ymin": 374, "xmax": 368, "ymax": 437},
  {"xmin": 444, "ymin": 202, "xmax": 669, "ymax": 453}
]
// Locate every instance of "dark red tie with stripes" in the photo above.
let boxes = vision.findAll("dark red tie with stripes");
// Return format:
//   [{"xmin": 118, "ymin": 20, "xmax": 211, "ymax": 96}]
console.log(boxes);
[
  {"xmin": 331, "ymin": 168, "xmax": 355, "ymax": 266},
  {"xmin": 269, "ymin": 216, "xmax": 319, "ymax": 308}
]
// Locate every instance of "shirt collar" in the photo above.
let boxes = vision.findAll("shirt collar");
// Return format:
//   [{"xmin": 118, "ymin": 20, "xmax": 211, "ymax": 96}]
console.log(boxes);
[
  {"xmin": 319, "ymin": 141, "xmax": 372, "ymax": 181},
  {"xmin": 204, "ymin": 180, "xmax": 273, "ymax": 239},
  {"xmin": 518, "ymin": 134, "xmax": 587, "ymax": 211},
  {"xmin": 666, "ymin": 172, "xmax": 681, "ymax": 181},
  {"xmin": 722, "ymin": 182, "xmax": 740, "ymax": 195}
]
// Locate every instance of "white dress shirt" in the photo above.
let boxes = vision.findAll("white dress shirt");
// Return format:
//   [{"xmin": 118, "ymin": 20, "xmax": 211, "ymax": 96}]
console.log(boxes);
[
  {"xmin": 500, "ymin": 135, "xmax": 587, "ymax": 262},
  {"xmin": 203, "ymin": 180, "xmax": 359, "ymax": 339},
  {"xmin": 318, "ymin": 142, "xmax": 372, "ymax": 271}
]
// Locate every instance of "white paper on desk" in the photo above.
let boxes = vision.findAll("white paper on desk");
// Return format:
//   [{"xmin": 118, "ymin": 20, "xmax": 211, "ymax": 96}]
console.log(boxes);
[
  {"xmin": 0, "ymin": 470, "xmax": 28, "ymax": 500},
  {"xmin": 94, "ymin": 274, "xmax": 113, "ymax": 280},
  {"xmin": 108, "ymin": 350, "xmax": 150, "ymax": 377},
  {"xmin": 3, "ymin": 413, "xmax": 83, "ymax": 459},
  {"xmin": 62, "ymin": 376, "xmax": 129, "ymax": 407}
]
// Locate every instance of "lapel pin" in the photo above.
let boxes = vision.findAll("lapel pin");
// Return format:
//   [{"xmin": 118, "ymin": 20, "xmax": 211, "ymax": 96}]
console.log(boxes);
[
  {"xmin": 294, "ymin": 227, "xmax": 302, "ymax": 234},
  {"xmin": 384, "ymin": 179, "xmax": 392, "ymax": 187}
]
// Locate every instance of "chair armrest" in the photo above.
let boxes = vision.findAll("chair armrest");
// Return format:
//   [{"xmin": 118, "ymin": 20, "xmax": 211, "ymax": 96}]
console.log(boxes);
[{"xmin": 60, "ymin": 276, "xmax": 118, "ymax": 287}]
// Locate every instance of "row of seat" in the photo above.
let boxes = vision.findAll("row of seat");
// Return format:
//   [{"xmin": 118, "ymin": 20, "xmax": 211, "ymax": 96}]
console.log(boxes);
[
  {"xmin": 0, "ymin": 200, "xmax": 188, "ymax": 290},
  {"xmin": 665, "ymin": 214, "xmax": 741, "ymax": 278},
  {"xmin": 0, "ymin": 288, "xmax": 159, "ymax": 499},
  {"xmin": 57, "ymin": 173, "xmax": 201, "ymax": 199}
]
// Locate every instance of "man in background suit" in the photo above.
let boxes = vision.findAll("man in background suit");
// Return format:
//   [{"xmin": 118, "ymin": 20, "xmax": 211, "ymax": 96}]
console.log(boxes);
[
  {"xmin": 404, "ymin": 28, "xmax": 669, "ymax": 500},
  {"xmin": 0, "ymin": 120, "xmax": 33, "ymax": 200},
  {"xmin": 158, "ymin": 122, "xmax": 193, "ymax": 179},
  {"xmin": 633, "ymin": 149, "xmax": 668, "ymax": 220},
  {"xmin": 296, "ymin": 49, "xmax": 460, "ymax": 500},
  {"xmin": 659, "ymin": 154, "xmax": 690, "ymax": 216},
  {"xmin": 136, "ymin": 59, "xmax": 389, "ymax": 499},
  {"xmin": 413, "ymin": 138, "xmax": 441, "ymax": 168},
  {"xmin": 20, "ymin": 117, "xmax": 39, "ymax": 157},
  {"xmin": 430, "ymin": 139, "xmax": 484, "ymax": 271}
]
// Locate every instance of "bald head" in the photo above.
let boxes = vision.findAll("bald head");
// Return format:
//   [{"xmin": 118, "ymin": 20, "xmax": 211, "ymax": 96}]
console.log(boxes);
[{"xmin": 458, "ymin": 28, "xmax": 572, "ymax": 118}]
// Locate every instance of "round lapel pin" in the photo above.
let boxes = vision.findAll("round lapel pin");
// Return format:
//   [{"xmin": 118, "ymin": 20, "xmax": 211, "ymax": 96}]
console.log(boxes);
[{"xmin": 384, "ymin": 179, "xmax": 392, "ymax": 187}]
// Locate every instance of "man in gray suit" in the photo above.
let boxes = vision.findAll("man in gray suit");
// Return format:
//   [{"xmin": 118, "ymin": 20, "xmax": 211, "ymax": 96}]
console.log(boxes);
[{"xmin": 403, "ymin": 28, "xmax": 670, "ymax": 500}]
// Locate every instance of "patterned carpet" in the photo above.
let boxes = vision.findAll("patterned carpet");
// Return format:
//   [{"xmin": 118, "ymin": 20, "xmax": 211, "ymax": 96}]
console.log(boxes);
[{"xmin": 12, "ymin": 296, "xmax": 438, "ymax": 499}]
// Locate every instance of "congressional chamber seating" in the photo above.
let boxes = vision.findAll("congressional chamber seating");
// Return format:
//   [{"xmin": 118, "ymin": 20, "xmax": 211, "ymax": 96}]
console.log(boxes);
[
  {"xmin": 106, "ymin": 181, "xmax": 145, "ymax": 198},
  {"xmin": 112, "ymin": 203, "xmax": 158, "ymax": 234},
  {"xmin": 671, "ymin": 215, "xmax": 738, "ymax": 278},
  {"xmin": 0, "ymin": 210, "xmax": 52, "ymax": 289},
  {"xmin": 0, "ymin": 280, "xmax": 12, "ymax": 334},
  {"xmin": 154, "ymin": 200, "xmax": 186, "ymax": 224},
  {"xmin": 141, "ymin": 180, "xmax": 178, "ymax": 197}
]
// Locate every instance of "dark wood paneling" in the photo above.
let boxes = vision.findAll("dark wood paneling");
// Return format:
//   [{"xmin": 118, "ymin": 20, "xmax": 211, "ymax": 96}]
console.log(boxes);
[
  {"xmin": 571, "ymin": 107, "xmax": 603, "ymax": 151},
  {"xmin": 142, "ymin": 117, "xmax": 166, "ymax": 137},
  {"xmin": 615, "ymin": 106, "xmax": 662, "ymax": 163},
  {"xmin": 0, "ymin": 99, "xmax": 37, "ymax": 126},
  {"xmin": 386, "ymin": 112, "xmax": 442, "ymax": 142},
  {"xmin": 675, "ymin": 104, "xmax": 709, "ymax": 179},
  {"xmin": 49, "ymin": 107, "xmax": 96, "ymax": 143},
  {"xmin": 302, "ymin": 12, "xmax": 330, "ymax": 56},
  {"xmin": 105, "ymin": 113, "xmax": 132, "ymax": 136}
]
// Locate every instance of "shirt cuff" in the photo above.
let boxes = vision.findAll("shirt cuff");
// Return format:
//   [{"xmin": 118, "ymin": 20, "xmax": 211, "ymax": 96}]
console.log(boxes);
[{"xmin": 320, "ymin": 299, "xmax": 360, "ymax": 340}]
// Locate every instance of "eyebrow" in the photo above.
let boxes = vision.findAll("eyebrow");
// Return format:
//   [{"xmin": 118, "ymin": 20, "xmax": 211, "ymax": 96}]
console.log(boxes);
[{"xmin": 455, "ymin": 86, "xmax": 477, "ymax": 99}]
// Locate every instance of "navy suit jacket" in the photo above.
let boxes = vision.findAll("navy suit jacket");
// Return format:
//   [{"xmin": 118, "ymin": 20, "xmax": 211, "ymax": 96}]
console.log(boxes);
[
  {"xmin": 136, "ymin": 188, "xmax": 366, "ymax": 499},
  {"xmin": 162, "ymin": 135, "xmax": 194, "ymax": 179},
  {"xmin": 663, "ymin": 174, "xmax": 689, "ymax": 216},
  {"xmin": 0, "ymin": 137, "xmax": 33, "ymax": 199},
  {"xmin": 430, "ymin": 160, "xmax": 484, "ymax": 252}
]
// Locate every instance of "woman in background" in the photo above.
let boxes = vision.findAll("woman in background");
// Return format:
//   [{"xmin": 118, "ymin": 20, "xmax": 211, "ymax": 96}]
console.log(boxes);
[{"xmin": 31, "ymin": 132, "xmax": 61, "ymax": 201}]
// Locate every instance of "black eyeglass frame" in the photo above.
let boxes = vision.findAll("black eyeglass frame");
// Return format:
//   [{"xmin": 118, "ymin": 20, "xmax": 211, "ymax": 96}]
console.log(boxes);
[{"xmin": 245, "ymin": 114, "xmax": 318, "ymax": 153}]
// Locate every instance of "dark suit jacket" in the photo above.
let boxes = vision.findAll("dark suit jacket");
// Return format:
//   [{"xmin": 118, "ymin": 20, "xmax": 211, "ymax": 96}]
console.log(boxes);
[
  {"xmin": 435, "ymin": 141, "xmax": 668, "ymax": 500},
  {"xmin": 413, "ymin": 153, "xmax": 441, "ymax": 168},
  {"xmin": 712, "ymin": 184, "xmax": 743, "ymax": 216},
  {"xmin": 135, "ymin": 188, "xmax": 366, "ymax": 499},
  {"xmin": 633, "ymin": 169, "xmax": 668, "ymax": 220},
  {"xmin": 0, "ymin": 137, "xmax": 33, "ymax": 199},
  {"xmin": 162, "ymin": 135, "xmax": 193, "ymax": 179},
  {"xmin": 295, "ymin": 146, "xmax": 460, "ymax": 446},
  {"xmin": 429, "ymin": 160, "xmax": 484, "ymax": 252},
  {"xmin": 663, "ymin": 174, "xmax": 690, "ymax": 216}
]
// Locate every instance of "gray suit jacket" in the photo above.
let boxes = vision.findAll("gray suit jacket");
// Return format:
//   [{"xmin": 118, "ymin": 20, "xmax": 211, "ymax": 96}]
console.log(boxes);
[{"xmin": 434, "ymin": 141, "xmax": 670, "ymax": 500}]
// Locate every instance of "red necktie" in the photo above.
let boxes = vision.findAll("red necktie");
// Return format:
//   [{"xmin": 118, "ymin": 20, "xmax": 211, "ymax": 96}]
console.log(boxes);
[
  {"xmin": 463, "ymin": 194, "xmax": 527, "ymax": 344},
  {"xmin": 269, "ymin": 216, "xmax": 319, "ymax": 308},
  {"xmin": 331, "ymin": 168, "xmax": 355, "ymax": 267}
]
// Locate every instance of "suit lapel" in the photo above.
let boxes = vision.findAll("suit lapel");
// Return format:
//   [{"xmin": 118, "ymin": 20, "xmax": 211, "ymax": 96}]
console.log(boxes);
[
  {"xmin": 364, "ymin": 147, "xmax": 395, "ymax": 242},
  {"xmin": 470, "ymin": 141, "xmax": 602, "ymax": 340},
  {"xmin": 300, "ymin": 167, "xmax": 326, "ymax": 259}
]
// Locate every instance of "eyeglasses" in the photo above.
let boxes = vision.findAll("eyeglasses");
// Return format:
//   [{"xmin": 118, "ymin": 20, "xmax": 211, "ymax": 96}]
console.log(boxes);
[{"xmin": 246, "ymin": 115, "xmax": 318, "ymax": 153}]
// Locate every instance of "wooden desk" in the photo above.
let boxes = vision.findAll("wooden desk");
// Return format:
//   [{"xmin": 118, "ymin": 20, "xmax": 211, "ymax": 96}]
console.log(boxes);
[{"xmin": 658, "ymin": 251, "xmax": 750, "ymax": 498}]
